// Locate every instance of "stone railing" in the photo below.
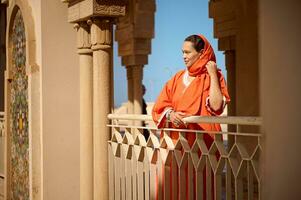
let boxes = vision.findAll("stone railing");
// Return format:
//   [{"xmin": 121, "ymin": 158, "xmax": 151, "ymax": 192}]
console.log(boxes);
[{"xmin": 107, "ymin": 114, "xmax": 262, "ymax": 200}]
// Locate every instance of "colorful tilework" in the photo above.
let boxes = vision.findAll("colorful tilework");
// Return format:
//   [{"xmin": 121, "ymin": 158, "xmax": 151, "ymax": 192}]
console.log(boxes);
[{"xmin": 10, "ymin": 9, "xmax": 29, "ymax": 200}]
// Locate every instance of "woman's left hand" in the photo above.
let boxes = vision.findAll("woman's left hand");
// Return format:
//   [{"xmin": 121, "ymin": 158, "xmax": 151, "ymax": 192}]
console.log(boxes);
[
  {"xmin": 169, "ymin": 111, "xmax": 186, "ymax": 128},
  {"xmin": 205, "ymin": 61, "xmax": 218, "ymax": 76}
]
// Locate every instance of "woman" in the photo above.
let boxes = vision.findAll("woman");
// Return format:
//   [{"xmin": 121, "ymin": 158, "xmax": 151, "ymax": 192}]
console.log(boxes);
[
  {"xmin": 152, "ymin": 34, "xmax": 230, "ymax": 147},
  {"xmin": 152, "ymin": 34, "xmax": 230, "ymax": 199}
]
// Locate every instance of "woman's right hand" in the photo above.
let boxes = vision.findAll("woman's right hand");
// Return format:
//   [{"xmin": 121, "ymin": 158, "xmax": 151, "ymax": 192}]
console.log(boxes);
[{"xmin": 169, "ymin": 111, "xmax": 186, "ymax": 127}]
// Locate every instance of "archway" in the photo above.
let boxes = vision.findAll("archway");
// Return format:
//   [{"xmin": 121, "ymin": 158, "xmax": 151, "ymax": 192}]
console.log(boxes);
[{"xmin": 5, "ymin": 1, "xmax": 40, "ymax": 199}]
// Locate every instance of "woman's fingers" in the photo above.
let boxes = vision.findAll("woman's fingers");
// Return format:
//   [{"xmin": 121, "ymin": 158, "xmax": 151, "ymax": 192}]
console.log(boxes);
[
  {"xmin": 169, "ymin": 111, "xmax": 178, "ymax": 126},
  {"xmin": 177, "ymin": 112, "xmax": 186, "ymax": 116},
  {"xmin": 170, "ymin": 111, "xmax": 187, "ymax": 127},
  {"xmin": 206, "ymin": 61, "xmax": 217, "ymax": 75},
  {"xmin": 174, "ymin": 113, "xmax": 185, "ymax": 126}
]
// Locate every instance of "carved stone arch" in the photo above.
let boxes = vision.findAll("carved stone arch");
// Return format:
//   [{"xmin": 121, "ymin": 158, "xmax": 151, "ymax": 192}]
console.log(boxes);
[
  {"xmin": 6, "ymin": 0, "xmax": 41, "ymax": 200},
  {"xmin": 7, "ymin": 0, "xmax": 37, "ymax": 73}
]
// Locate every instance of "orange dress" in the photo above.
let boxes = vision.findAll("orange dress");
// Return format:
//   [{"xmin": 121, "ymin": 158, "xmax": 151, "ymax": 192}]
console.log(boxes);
[
  {"xmin": 152, "ymin": 35, "xmax": 230, "ymax": 146},
  {"xmin": 152, "ymin": 35, "xmax": 230, "ymax": 199}
]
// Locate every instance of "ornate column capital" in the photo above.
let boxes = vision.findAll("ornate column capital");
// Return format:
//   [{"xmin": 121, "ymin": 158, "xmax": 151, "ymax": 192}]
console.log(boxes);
[
  {"xmin": 74, "ymin": 21, "xmax": 92, "ymax": 55},
  {"xmin": 90, "ymin": 18, "xmax": 112, "ymax": 51}
]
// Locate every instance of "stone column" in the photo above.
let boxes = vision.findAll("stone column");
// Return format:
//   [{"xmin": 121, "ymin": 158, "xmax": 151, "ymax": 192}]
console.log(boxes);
[
  {"xmin": 126, "ymin": 66, "xmax": 134, "ymax": 115},
  {"xmin": 225, "ymin": 50, "xmax": 236, "ymax": 148},
  {"xmin": 74, "ymin": 22, "xmax": 93, "ymax": 200},
  {"xmin": 133, "ymin": 65, "xmax": 143, "ymax": 126},
  {"xmin": 90, "ymin": 18, "xmax": 113, "ymax": 200},
  {"xmin": 225, "ymin": 50, "xmax": 236, "ymax": 117},
  {"xmin": 115, "ymin": 0, "xmax": 155, "ymax": 124}
]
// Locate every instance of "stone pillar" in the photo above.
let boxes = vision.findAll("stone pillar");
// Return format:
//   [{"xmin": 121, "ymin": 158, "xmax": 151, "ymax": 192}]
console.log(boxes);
[
  {"xmin": 126, "ymin": 66, "xmax": 134, "ymax": 115},
  {"xmin": 62, "ymin": 1, "xmax": 125, "ymax": 199},
  {"xmin": 90, "ymin": 18, "xmax": 113, "ymax": 200},
  {"xmin": 133, "ymin": 65, "xmax": 143, "ymax": 126},
  {"xmin": 126, "ymin": 65, "xmax": 143, "ymax": 126},
  {"xmin": 74, "ymin": 22, "xmax": 93, "ymax": 200},
  {"xmin": 115, "ymin": 0, "xmax": 155, "ymax": 121},
  {"xmin": 225, "ymin": 50, "xmax": 236, "ymax": 117},
  {"xmin": 225, "ymin": 50, "xmax": 236, "ymax": 148}
]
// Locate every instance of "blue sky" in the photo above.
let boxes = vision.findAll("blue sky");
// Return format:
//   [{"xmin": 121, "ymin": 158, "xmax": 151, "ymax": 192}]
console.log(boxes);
[{"xmin": 113, "ymin": 0, "xmax": 225, "ymax": 107}]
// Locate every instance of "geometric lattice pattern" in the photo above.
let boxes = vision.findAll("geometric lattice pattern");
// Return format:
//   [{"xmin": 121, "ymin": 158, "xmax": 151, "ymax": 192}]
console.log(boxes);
[
  {"xmin": 9, "ymin": 8, "xmax": 29, "ymax": 200},
  {"xmin": 108, "ymin": 117, "xmax": 262, "ymax": 200}
]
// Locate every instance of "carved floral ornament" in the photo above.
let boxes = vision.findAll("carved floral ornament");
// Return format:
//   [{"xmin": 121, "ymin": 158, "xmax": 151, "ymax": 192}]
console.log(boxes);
[{"xmin": 62, "ymin": 0, "xmax": 126, "ymax": 23}]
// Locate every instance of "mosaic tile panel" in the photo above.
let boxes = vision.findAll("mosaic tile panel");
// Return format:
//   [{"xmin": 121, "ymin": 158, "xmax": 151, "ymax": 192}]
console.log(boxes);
[{"xmin": 10, "ymin": 9, "xmax": 29, "ymax": 200}]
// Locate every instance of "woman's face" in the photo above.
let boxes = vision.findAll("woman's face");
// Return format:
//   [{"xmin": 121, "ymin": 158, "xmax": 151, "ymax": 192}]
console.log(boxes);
[{"xmin": 182, "ymin": 41, "xmax": 202, "ymax": 68}]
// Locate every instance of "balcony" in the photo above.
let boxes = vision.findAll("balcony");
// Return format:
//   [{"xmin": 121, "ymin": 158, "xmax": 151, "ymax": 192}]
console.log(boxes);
[{"xmin": 107, "ymin": 114, "xmax": 262, "ymax": 200}]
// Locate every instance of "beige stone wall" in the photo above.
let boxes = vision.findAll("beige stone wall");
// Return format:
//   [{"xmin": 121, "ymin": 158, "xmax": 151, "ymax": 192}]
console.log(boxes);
[
  {"xmin": 41, "ymin": 0, "xmax": 79, "ymax": 200},
  {"xmin": 259, "ymin": 0, "xmax": 301, "ymax": 199}
]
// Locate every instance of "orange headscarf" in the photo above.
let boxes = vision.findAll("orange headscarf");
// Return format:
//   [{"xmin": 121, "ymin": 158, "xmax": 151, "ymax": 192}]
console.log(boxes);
[
  {"xmin": 188, "ymin": 35, "xmax": 216, "ymax": 76},
  {"xmin": 152, "ymin": 34, "xmax": 230, "ymax": 131}
]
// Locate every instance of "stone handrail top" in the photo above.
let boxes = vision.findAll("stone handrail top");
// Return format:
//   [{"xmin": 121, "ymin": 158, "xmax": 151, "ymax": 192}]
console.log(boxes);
[
  {"xmin": 182, "ymin": 115, "xmax": 262, "ymax": 126},
  {"xmin": 107, "ymin": 113, "xmax": 262, "ymax": 126}
]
